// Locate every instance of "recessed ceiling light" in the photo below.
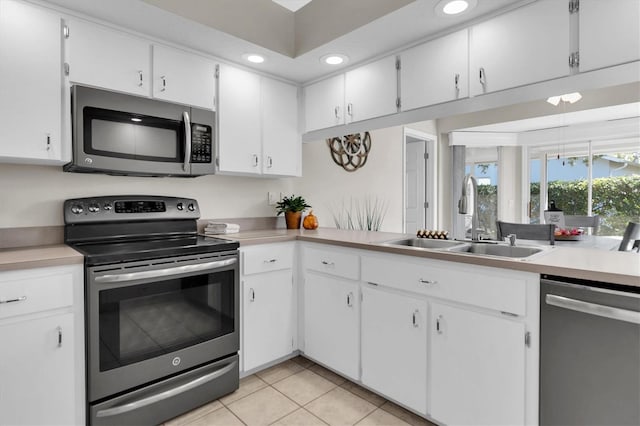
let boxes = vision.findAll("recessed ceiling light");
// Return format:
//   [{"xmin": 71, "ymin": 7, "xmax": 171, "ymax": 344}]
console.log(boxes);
[
  {"xmin": 320, "ymin": 54, "xmax": 349, "ymax": 65},
  {"xmin": 242, "ymin": 53, "xmax": 265, "ymax": 64},
  {"xmin": 435, "ymin": 0, "xmax": 477, "ymax": 17}
]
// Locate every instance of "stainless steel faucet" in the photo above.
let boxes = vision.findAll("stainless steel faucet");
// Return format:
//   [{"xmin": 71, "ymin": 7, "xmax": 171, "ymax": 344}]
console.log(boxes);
[
  {"xmin": 458, "ymin": 174, "xmax": 480, "ymax": 241},
  {"xmin": 506, "ymin": 233, "xmax": 517, "ymax": 246}
]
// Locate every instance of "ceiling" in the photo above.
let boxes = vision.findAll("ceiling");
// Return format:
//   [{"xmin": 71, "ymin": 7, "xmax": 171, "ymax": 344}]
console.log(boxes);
[{"xmin": 43, "ymin": 0, "xmax": 525, "ymax": 83}]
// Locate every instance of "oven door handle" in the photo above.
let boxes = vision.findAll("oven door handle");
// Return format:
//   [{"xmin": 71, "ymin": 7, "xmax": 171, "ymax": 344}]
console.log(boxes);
[
  {"xmin": 94, "ymin": 257, "xmax": 237, "ymax": 283},
  {"xmin": 95, "ymin": 359, "xmax": 237, "ymax": 418}
]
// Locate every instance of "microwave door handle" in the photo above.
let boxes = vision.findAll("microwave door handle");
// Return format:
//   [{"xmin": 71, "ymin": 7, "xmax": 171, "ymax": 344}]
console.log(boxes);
[{"xmin": 183, "ymin": 111, "xmax": 191, "ymax": 172}]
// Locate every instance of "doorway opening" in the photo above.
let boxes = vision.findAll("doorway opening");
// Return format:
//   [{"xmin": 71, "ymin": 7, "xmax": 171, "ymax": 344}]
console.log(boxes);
[{"xmin": 404, "ymin": 128, "xmax": 437, "ymax": 234}]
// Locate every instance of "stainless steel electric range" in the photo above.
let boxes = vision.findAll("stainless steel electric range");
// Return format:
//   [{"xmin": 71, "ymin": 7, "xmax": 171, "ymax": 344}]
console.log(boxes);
[{"xmin": 64, "ymin": 195, "xmax": 240, "ymax": 426}]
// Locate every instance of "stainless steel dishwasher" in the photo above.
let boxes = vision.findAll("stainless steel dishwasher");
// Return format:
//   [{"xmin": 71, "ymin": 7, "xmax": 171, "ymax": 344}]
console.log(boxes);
[{"xmin": 540, "ymin": 275, "xmax": 640, "ymax": 426}]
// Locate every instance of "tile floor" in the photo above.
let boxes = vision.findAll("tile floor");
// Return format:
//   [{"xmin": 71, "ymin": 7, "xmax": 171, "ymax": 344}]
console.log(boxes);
[{"xmin": 164, "ymin": 356, "xmax": 437, "ymax": 426}]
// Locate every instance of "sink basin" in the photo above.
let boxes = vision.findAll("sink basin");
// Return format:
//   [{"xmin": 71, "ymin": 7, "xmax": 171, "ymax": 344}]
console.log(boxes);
[
  {"xmin": 448, "ymin": 243, "xmax": 544, "ymax": 259},
  {"xmin": 380, "ymin": 238, "xmax": 467, "ymax": 250}
]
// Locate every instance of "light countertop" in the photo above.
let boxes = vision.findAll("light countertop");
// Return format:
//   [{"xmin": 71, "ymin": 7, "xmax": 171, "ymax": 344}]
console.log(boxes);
[{"xmin": 0, "ymin": 245, "xmax": 84, "ymax": 272}]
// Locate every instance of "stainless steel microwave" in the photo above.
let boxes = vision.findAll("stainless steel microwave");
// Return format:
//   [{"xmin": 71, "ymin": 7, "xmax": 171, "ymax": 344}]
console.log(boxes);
[{"xmin": 65, "ymin": 85, "xmax": 216, "ymax": 177}]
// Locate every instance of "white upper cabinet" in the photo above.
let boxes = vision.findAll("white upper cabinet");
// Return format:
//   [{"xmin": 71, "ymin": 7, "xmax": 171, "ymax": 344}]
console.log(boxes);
[
  {"xmin": 578, "ymin": 0, "xmax": 640, "ymax": 72},
  {"xmin": 66, "ymin": 18, "xmax": 150, "ymax": 97},
  {"xmin": 400, "ymin": 29, "xmax": 469, "ymax": 111},
  {"xmin": 303, "ymin": 74, "xmax": 345, "ymax": 132},
  {"xmin": 216, "ymin": 63, "xmax": 262, "ymax": 175},
  {"xmin": 0, "ymin": 0, "xmax": 64, "ymax": 164},
  {"xmin": 152, "ymin": 44, "xmax": 216, "ymax": 110},
  {"xmin": 469, "ymin": 0, "xmax": 569, "ymax": 96},
  {"xmin": 262, "ymin": 77, "xmax": 300, "ymax": 176},
  {"xmin": 345, "ymin": 56, "xmax": 398, "ymax": 123}
]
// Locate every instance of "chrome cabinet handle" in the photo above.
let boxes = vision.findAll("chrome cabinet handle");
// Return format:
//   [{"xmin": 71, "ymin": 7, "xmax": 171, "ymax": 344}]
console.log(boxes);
[
  {"xmin": 479, "ymin": 67, "xmax": 486, "ymax": 86},
  {"xmin": 436, "ymin": 315, "xmax": 443, "ymax": 334},
  {"xmin": 346, "ymin": 292, "xmax": 354, "ymax": 307},
  {"xmin": 418, "ymin": 278, "xmax": 437, "ymax": 285},
  {"xmin": 334, "ymin": 106, "xmax": 340, "ymax": 119},
  {"xmin": 321, "ymin": 260, "xmax": 335, "ymax": 267},
  {"xmin": 160, "ymin": 75, "xmax": 166, "ymax": 91},
  {"xmin": 249, "ymin": 288, "xmax": 255, "ymax": 302},
  {"xmin": 267, "ymin": 156, "xmax": 273, "ymax": 168},
  {"xmin": 95, "ymin": 258, "xmax": 237, "ymax": 283},
  {"xmin": 454, "ymin": 73, "xmax": 460, "ymax": 92},
  {"xmin": 412, "ymin": 310, "xmax": 420, "ymax": 328},
  {"xmin": 252, "ymin": 154, "xmax": 259, "ymax": 167},
  {"xmin": 46, "ymin": 134, "xmax": 51, "ymax": 151},
  {"xmin": 96, "ymin": 360, "xmax": 237, "ymax": 418},
  {"xmin": 183, "ymin": 111, "xmax": 191, "ymax": 172},
  {"xmin": 347, "ymin": 103, "xmax": 353, "ymax": 117},
  {"xmin": 0, "ymin": 295, "xmax": 27, "ymax": 304},
  {"xmin": 137, "ymin": 70, "xmax": 143, "ymax": 87},
  {"xmin": 263, "ymin": 259, "xmax": 277, "ymax": 264},
  {"xmin": 546, "ymin": 294, "xmax": 640, "ymax": 325},
  {"xmin": 57, "ymin": 326, "xmax": 63, "ymax": 347}
]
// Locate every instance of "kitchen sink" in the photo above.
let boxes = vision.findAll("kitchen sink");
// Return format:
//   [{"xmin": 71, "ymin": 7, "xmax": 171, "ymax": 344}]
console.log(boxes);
[
  {"xmin": 448, "ymin": 243, "xmax": 545, "ymax": 259},
  {"xmin": 380, "ymin": 238, "xmax": 467, "ymax": 250}
]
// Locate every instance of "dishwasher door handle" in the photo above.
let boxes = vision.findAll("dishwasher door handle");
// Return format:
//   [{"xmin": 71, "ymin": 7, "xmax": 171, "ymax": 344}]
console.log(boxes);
[{"xmin": 546, "ymin": 294, "xmax": 640, "ymax": 325}]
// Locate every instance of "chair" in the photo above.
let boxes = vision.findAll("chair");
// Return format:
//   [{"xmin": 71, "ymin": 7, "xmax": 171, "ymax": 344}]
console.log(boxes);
[
  {"xmin": 496, "ymin": 221, "xmax": 556, "ymax": 245},
  {"xmin": 564, "ymin": 215, "xmax": 600, "ymax": 234},
  {"xmin": 618, "ymin": 222, "xmax": 640, "ymax": 252}
]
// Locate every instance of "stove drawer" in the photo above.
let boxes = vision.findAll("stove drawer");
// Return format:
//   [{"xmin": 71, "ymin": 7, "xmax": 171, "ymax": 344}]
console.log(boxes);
[
  {"xmin": 242, "ymin": 242, "xmax": 294, "ymax": 275},
  {"xmin": 0, "ymin": 266, "xmax": 74, "ymax": 320}
]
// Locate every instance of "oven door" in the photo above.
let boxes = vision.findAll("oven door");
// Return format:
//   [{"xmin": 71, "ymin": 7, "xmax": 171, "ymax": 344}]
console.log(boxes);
[{"xmin": 86, "ymin": 251, "xmax": 239, "ymax": 402}]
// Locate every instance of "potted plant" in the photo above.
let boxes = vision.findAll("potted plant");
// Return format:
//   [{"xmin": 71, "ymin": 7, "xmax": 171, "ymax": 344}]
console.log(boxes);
[{"xmin": 276, "ymin": 195, "xmax": 311, "ymax": 229}]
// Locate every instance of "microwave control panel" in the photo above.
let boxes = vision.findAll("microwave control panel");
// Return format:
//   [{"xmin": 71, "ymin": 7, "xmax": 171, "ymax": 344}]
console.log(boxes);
[{"xmin": 191, "ymin": 124, "xmax": 212, "ymax": 163}]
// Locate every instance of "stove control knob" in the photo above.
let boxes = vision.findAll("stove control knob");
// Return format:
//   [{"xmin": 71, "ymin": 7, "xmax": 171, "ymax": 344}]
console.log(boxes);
[
  {"xmin": 103, "ymin": 202, "xmax": 112, "ymax": 211},
  {"xmin": 187, "ymin": 203, "xmax": 195, "ymax": 212},
  {"xmin": 177, "ymin": 202, "xmax": 184, "ymax": 211},
  {"xmin": 70, "ymin": 204, "xmax": 84, "ymax": 214},
  {"xmin": 88, "ymin": 203, "xmax": 100, "ymax": 213}
]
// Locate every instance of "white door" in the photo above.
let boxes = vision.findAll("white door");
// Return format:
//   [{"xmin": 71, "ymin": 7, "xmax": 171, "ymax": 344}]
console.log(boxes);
[
  {"xmin": 262, "ymin": 77, "xmax": 300, "ymax": 177},
  {"xmin": 303, "ymin": 74, "xmax": 345, "ymax": 132},
  {"xmin": 361, "ymin": 286, "xmax": 427, "ymax": 415},
  {"xmin": 345, "ymin": 56, "xmax": 398, "ymax": 123},
  {"xmin": 243, "ymin": 270, "xmax": 294, "ymax": 371},
  {"xmin": 401, "ymin": 29, "xmax": 469, "ymax": 111},
  {"xmin": 405, "ymin": 138, "xmax": 426, "ymax": 234},
  {"xmin": 469, "ymin": 1, "xmax": 569, "ymax": 96},
  {"xmin": 152, "ymin": 44, "xmax": 216, "ymax": 110},
  {"xmin": 66, "ymin": 18, "xmax": 150, "ymax": 96},
  {"xmin": 0, "ymin": 313, "xmax": 75, "ymax": 426},
  {"xmin": 216, "ymin": 64, "xmax": 262, "ymax": 175},
  {"xmin": 579, "ymin": 0, "xmax": 640, "ymax": 72},
  {"xmin": 430, "ymin": 302, "xmax": 525, "ymax": 426},
  {"xmin": 303, "ymin": 272, "xmax": 359, "ymax": 380},
  {"xmin": 0, "ymin": 0, "xmax": 63, "ymax": 163}
]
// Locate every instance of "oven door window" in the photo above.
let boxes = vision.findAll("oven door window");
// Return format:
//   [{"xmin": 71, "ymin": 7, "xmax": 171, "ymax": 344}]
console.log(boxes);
[
  {"xmin": 83, "ymin": 106, "xmax": 183, "ymax": 162},
  {"xmin": 98, "ymin": 270, "xmax": 234, "ymax": 372}
]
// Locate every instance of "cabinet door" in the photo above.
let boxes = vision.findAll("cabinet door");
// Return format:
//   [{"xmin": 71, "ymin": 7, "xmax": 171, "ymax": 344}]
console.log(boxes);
[
  {"xmin": 345, "ymin": 56, "xmax": 398, "ymax": 123},
  {"xmin": 401, "ymin": 29, "xmax": 469, "ymax": 111},
  {"xmin": 0, "ymin": 0, "xmax": 63, "ymax": 163},
  {"xmin": 67, "ymin": 18, "xmax": 150, "ymax": 96},
  {"xmin": 216, "ymin": 64, "xmax": 262, "ymax": 175},
  {"xmin": 0, "ymin": 313, "xmax": 75, "ymax": 426},
  {"xmin": 152, "ymin": 44, "xmax": 216, "ymax": 110},
  {"xmin": 361, "ymin": 286, "xmax": 427, "ymax": 415},
  {"xmin": 262, "ymin": 77, "xmax": 300, "ymax": 176},
  {"xmin": 469, "ymin": 1, "xmax": 569, "ymax": 96},
  {"xmin": 430, "ymin": 302, "xmax": 525, "ymax": 426},
  {"xmin": 303, "ymin": 272, "xmax": 359, "ymax": 380},
  {"xmin": 579, "ymin": 0, "xmax": 640, "ymax": 72},
  {"xmin": 303, "ymin": 74, "xmax": 344, "ymax": 132},
  {"xmin": 243, "ymin": 270, "xmax": 294, "ymax": 371}
]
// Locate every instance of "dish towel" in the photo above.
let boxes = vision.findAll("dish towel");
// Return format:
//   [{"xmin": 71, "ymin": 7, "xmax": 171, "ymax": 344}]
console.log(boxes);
[{"xmin": 204, "ymin": 222, "xmax": 240, "ymax": 235}]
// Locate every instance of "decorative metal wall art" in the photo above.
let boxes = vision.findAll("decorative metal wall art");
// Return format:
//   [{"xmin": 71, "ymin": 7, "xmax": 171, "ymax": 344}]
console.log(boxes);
[{"xmin": 326, "ymin": 132, "xmax": 372, "ymax": 172}]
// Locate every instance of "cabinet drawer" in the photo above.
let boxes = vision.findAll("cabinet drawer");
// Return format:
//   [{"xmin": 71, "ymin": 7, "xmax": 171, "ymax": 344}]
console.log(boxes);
[
  {"xmin": 361, "ymin": 255, "xmax": 527, "ymax": 315},
  {"xmin": 0, "ymin": 270, "xmax": 73, "ymax": 320},
  {"xmin": 242, "ymin": 243, "xmax": 294, "ymax": 275},
  {"xmin": 304, "ymin": 246, "xmax": 359, "ymax": 280}
]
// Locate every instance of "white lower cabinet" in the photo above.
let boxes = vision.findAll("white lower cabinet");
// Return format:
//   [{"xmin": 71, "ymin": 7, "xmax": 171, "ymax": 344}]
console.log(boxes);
[
  {"xmin": 303, "ymin": 271, "xmax": 360, "ymax": 380},
  {"xmin": 430, "ymin": 302, "xmax": 526, "ymax": 426},
  {"xmin": 361, "ymin": 285, "xmax": 427, "ymax": 415}
]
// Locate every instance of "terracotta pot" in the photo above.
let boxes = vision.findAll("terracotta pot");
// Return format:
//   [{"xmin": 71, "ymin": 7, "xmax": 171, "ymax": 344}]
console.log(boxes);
[{"xmin": 284, "ymin": 211, "xmax": 302, "ymax": 229}]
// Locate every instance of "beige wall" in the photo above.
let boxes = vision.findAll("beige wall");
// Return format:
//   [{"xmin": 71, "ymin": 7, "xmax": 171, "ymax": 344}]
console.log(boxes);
[
  {"xmin": 296, "ymin": 127, "xmax": 405, "ymax": 233},
  {"xmin": 0, "ymin": 164, "xmax": 294, "ymax": 228}
]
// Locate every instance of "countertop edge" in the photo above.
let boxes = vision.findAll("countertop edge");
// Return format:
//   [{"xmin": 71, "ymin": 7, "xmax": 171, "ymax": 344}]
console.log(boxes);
[{"xmin": 0, "ymin": 245, "xmax": 84, "ymax": 272}]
